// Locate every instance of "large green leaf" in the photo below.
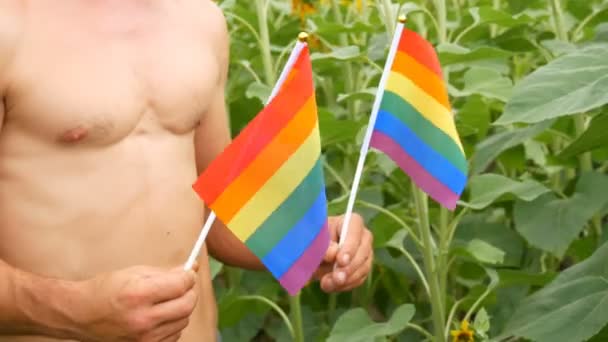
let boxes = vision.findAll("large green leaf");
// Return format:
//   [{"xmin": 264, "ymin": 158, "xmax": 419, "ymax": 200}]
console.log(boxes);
[
  {"xmin": 437, "ymin": 44, "xmax": 513, "ymax": 67},
  {"xmin": 496, "ymin": 44, "xmax": 608, "ymax": 125},
  {"xmin": 514, "ymin": 172, "xmax": 608, "ymax": 257},
  {"xmin": 499, "ymin": 241, "xmax": 608, "ymax": 342},
  {"xmin": 318, "ymin": 108, "xmax": 364, "ymax": 147},
  {"xmin": 559, "ymin": 112, "xmax": 608, "ymax": 158},
  {"xmin": 327, "ymin": 304, "xmax": 415, "ymax": 342},
  {"xmin": 451, "ymin": 67, "xmax": 513, "ymax": 102},
  {"xmin": 471, "ymin": 120, "xmax": 554, "ymax": 174},
  {"xmin": 465, "ymin": 173, "xmax": 550, "ymax": 210},
  {"xmin": 468, "ymin": 6, "xmax": 532, "ymax": 27}
]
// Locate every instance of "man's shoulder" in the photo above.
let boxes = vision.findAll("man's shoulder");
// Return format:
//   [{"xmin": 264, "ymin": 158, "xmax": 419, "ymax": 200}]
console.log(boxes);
[
  {"xmin": 197, "ymin": 1, "xmax": 229, "ymax": 46},
  {"xmin": 197, "ymin": 1, "xmax": 229, "ymax": 73}
]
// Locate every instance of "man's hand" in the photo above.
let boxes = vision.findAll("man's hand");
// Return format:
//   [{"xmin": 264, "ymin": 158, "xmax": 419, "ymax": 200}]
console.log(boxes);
[
  {"xmin": 314, "ymin": 213, "xmax": 374, "ymax": 292},
  {"xmin": 77, "ymin": 264, "xmax": 199, "ymax": 342}
]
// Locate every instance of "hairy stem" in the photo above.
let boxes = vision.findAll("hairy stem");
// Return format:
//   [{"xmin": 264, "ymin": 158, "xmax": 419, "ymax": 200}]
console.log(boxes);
[
  {"xmin": 289, "ymin": 295, "xmax": 304, "ymax": 342},
  {"xmin": 433, "ymin": 0, "xmax": 448, "ymax": 43},
  {"xmin": 255, "ymin": 0, "xmax": 275, "ymax": 85},
  {"xmin": 413, "ymin": 186, "xmax": 445, "ymax": 342}
]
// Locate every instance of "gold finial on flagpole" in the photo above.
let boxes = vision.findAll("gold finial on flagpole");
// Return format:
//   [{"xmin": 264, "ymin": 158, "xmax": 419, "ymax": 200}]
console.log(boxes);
[
  {"xmin": 298, "ymin": 32, "xmax": 309, "ymax": 43},
  {"xmin": 398, "ymin": 14, "xmax": 407, "ymax": 24}
]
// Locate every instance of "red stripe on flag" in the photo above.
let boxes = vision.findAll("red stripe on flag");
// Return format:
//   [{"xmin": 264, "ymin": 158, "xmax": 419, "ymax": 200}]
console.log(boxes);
[{"xmin": 397, "ymin": 29, "xmax": 443, "ymax": 79}]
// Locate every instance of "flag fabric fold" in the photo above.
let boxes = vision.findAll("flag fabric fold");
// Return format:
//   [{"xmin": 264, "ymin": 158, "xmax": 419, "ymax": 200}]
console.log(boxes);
[
  {"xmin": 370, "ymin": 26, "xmax": 468, "ymax": 210},
  {"xmin": 192, "ymin": 42, "xmax": 329, "ymax": 295}
]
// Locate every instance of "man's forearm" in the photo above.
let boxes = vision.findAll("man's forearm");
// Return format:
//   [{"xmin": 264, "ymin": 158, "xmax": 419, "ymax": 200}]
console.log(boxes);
[{"xmin": 0, "ymin": 260, "xmax": 85, "ymax": 338}]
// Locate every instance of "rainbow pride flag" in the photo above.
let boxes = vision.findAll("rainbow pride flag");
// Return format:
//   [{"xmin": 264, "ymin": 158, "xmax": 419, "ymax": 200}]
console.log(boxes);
[
  {"xmin": 369, "ymin": 25, "xmax": 467, "ymax": 210},
  {"xmin": 192, "ymin": 41, "xmax": 329, "ymax": 295}
]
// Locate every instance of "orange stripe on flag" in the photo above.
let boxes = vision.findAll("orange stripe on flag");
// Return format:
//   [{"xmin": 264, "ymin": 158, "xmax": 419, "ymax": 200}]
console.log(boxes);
[
  {"xmin": 397, "ymin": 29, "xmax": 443, "ymax": 79},
  {"xmin": 210, "ymin": 97, "xmax": 318, "ymax": 221},
  {"xmin": 392, "ymin": 51, "xmax": 450, "ymax": 110}
]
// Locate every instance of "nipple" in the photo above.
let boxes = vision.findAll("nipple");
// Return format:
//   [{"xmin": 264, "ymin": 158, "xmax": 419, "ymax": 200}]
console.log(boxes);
[{"xmin": 59, "ymin": 126, "xmax": 89, "ymax": 144}]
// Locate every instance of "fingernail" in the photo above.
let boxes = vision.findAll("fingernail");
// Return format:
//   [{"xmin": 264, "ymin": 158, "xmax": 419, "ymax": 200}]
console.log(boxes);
[
  {"xmin": 342, "ymin": 254, "xmax": 350, "ymax": 264},
  {"xmin": 336, "ymin": 272, "xmax": 346, "ymax": 284}
]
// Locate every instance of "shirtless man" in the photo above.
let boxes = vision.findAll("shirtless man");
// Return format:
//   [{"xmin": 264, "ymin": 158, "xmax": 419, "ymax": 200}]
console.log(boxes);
[{"xmin": 0, "ymin": 1, "xmax": 374, "ymax": 341}]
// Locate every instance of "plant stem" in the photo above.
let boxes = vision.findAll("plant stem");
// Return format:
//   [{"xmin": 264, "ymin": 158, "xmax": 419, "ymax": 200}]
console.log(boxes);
[
  {"xmin": 356, "ymin": 200, "xmax": 423, "ymax": 247},
  {"xmin": 490, "ymin": 0, "xmax": 500, "ymax": 37},
  {"xmin": 255, "ymin": 0, "xmax": 275, "ymax": 85},
  {"xmin": 237, "ymin": 295, "xmax": 295, "ymax": 339},
  {"xmin": 549, "ymin": 0, "xmax": 568, "ymax": 42},
  {"xmin": 380, "ymin": 0, "xmax": 395, "ymax": 37},
  {"xmin": 550, "ymin": 0, "xmax": 601, "ymax": 238},
  {"xmin": 433, "ymin": 0, "xmax": 448, "ymax": 43},
  {"xmin": 413, "ymin": 186, "xmax": 446, "ymax": 342},
  {"xmin": 406, "ymin": 323, "xmax": 434, "ymax": 340},
  {"xmin": 573, "ymin": 115, "xmax": 593, "ymax": 172},
  {"xmin": 331, "ymin": 0, "xmax": 356, "ymax": 117},
  {"xmin": 438, "ymin": 207, "xmax": 449, "ymax": 309},
  {"xmin": 290, "ymin": 294, "xmax": 305, "ymax": 342}
]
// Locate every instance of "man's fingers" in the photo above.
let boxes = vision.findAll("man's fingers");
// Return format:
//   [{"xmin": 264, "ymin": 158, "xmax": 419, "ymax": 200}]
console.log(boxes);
[
  {"xmin": 341, "ymin": 254, "xmax": 373, "ymax": 291},
  {"xmin": 148, "ymin": 269, "xmax": 197, "ymax": 304},
  {"xmin": 332, "ymin": 253, "xmax": 373, "ymax": 292},
  {"xmin": 336, "ymin": 213, "xmax": 365, "ymax": 267},
  {"xmin": 151, "ymin": 288, "xmax": 198, "ymax": 323},
  {"xmin": 155, "ymin": 317, "xmax": 190, "ymax": 341},
  {"xmin": 336, "ymin": 228, "xmax": 372, "ymax": 284},
  {"xmin": 159, "ymin": 333, "xmax": 183, "ymax": 342},
  {"xmin": 323, "ymin": 242, "xmax": 339, "ymax": 263},
  {"xmin": 320, "ymin": 273, "xmax": 336, "ymax": 292}
]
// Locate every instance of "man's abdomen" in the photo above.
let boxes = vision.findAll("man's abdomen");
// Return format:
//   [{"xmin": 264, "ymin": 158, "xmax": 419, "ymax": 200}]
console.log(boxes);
[{"xmin": 0, "ymin": 133, "xmax": 218, "ymax": 341}]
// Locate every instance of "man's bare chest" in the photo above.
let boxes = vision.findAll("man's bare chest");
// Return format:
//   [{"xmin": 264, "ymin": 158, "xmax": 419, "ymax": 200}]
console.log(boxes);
[{"xmin": 4, "ymin": 4, "xmax": 219, "ymax": 146}]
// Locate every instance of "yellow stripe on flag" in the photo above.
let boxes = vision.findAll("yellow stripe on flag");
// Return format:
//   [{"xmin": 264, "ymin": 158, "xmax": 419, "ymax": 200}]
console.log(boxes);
[
  {"xmin": 385, "ymin": 72, "xmax": 464, "ymax": 153},
  {"xmin": 227, "ymin": 124, "xmax": 321, "ymax": 241}
]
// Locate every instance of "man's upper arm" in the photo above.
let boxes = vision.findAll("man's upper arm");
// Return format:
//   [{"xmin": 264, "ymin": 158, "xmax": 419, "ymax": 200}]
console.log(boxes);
[{"xmin": 194, "ymin": 4, "xmax": 231, "ymax": 173}]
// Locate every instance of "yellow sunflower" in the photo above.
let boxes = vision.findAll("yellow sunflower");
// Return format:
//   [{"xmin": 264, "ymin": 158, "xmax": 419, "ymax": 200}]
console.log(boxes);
[{"xmin": 451, "ymin": 320, "xmax": 475, "ymax": 342}]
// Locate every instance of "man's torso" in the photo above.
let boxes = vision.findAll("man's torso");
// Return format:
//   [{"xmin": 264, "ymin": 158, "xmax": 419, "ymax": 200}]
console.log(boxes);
[{"xmin": 0, "ymin": 1, "xmax": 225, "ymax": 341}]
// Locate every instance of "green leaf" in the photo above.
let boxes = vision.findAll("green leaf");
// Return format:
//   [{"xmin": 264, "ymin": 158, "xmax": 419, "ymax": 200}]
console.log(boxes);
[
  {"xmin": 245, "ymin": 82, "xmax": 270, "ymax": 103},
  {"xmin": 337, "ymin": 88, "xmax": 376, "ymax": 103},
  {"xmin": 437, "ymin": 44, "xmax": 513, "ymax": 67},
  {"xmin": 500, "ymin": 241, "xmax": 608, "ymax": 342},
  {"xmin": 466, "ymin": 239, "xmax": 505, "ymax": 265},
  {"xmin": 451, "ymin": 67, "xmax": 513, "ymax": 102},
  {"xmin": 465, "ymin": 173, "xmax": 551, "ymax": 209},
  {"xmin": 384, "ymin": 229, "xmax": 408, "ymax": 251},
  {"xmin": 209, "ymin": 257, "xmax": 223, "ymax": 280},
  {"xmin": 318, "ymin": 109, "xmax": 363, "ymax": 147},
  {"xmin": 514, "ymin": 171, "xmax": 608, "ymax": 257},
  {"xmin": 473, "ymin": 307, "xmax": 491, "ymax": 338},
  {"xmin": 327, "ymin": 304, "xmax": 415, "ymax": 342},
  {"xmin": 468, "ymin": 6, "xmax": 532, "ymax": 27},
  {"xmin": 311, "ymin": 46, "xmax": 361, "ymax": 61},
  {"xmin": 559, "ymin": 112, "xmax": 608, "ymax": 158},
  {"xmin": 456, "ymin": 95, "xmax": 492, "ymax": 139},
  {"xmin": 471, "ymin": 120, "xmax": 554, "ymax": 174},
  {"xmin": 588, "ymin": 324, "xmax": 608, "ymax": 342},
  {"xmin": 455, "ymin": 214, "xmax": 525, "ymax": 268},
  {"xmin": 496, "ymin": 44, "xmax": 608, "ymax": 125}
]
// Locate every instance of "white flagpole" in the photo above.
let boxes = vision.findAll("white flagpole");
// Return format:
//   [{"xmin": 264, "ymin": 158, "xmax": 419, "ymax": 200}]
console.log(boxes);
[
  {"xmin": 184, "ymin": 34, "xmax": 309, "ymax": 271},
  {"xmin": 337, "ymin": 17, "xmax": 406, "ymax": 248}
]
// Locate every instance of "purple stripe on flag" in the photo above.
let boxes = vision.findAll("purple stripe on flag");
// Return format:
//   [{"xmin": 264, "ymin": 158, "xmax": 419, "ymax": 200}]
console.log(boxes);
[
  {"xmin": 279, "ymin": 222, "xmax": 330, "ymax": 296},
  {"xmin": 371, "ymin": 131, "xmax": 459, "ymax": 210}
]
